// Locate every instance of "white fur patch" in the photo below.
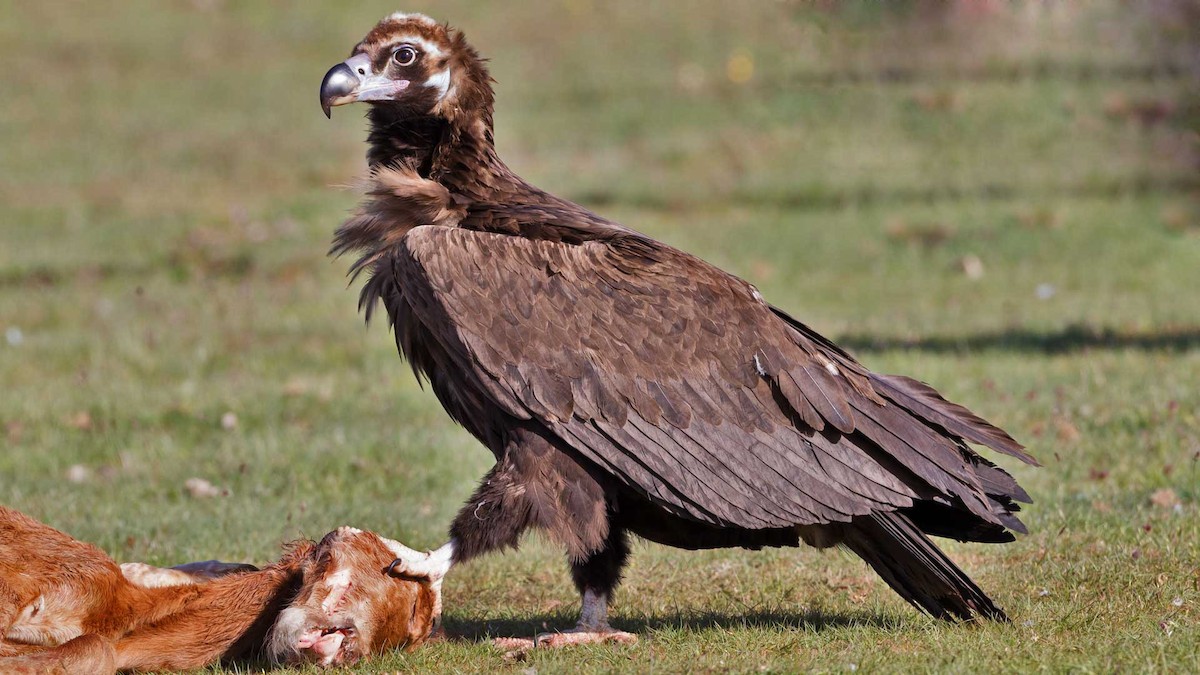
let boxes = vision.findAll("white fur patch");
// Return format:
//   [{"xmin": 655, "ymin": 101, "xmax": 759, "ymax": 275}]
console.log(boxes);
[
  {"xmin": 266, "ymin": 605, "xmax": 309, "ymax": 663},
  {"xmin": 321, "ymin": 568, "xmax": 352, "ymax": 615},
  {"xmin": 326, "ymin": 567, "xmax": 352, "ymax": 587}
]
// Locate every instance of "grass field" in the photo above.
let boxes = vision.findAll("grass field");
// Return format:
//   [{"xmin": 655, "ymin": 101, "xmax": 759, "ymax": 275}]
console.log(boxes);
[{"xmin": 2, "ymin": 1, "xmax": 1198, "ymax": 672}]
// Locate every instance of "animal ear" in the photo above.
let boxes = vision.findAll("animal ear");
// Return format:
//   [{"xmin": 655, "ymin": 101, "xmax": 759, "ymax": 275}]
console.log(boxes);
[
  {"xmin": 378, "ymin": 536, "xmax": 435, "ymax": 583},
  {"xmin": 403, "ymin": 583, "xmax": 440, "ymax": 651},
  {"xmin": 384, "ymin": 557, "xmax": 432, "ymax": 584}
]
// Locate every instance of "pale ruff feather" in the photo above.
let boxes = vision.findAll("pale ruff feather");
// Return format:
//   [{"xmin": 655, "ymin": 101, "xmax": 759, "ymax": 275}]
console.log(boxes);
[
  {"xmin": 425, "ymin": 68, "xmax": 451, "ymax": 99},
  {"xmin": 387, "ymin": 11, "xmax": 437, "ymax": 25},
  {"xmin": 403, "ymin": 36, "xmax": 444, "ymax": 59},
  {"xmin": 379, "ymin": 14, "xmax": 445, "ymax": 59}
]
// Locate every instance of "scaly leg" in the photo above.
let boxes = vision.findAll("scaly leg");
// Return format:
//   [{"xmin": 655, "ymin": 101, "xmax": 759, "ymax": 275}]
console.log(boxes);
[
  {"xmin": 495, "ymin": 526, "xmax": 637, "ymax": 652},
  {"xmin": 533, "ymin": 588, "xmax": 637, "ymax": 647},
  {"xmin": 536, "ymin": 526, "xmax": 636, "ymax": 647},
  {"xmin": 382, "ymin": 448, "xmax": 556, "ymax": 622},
  {"xmin": 390, "ymin": 432, "xmax": 629, "ymax": 650}
]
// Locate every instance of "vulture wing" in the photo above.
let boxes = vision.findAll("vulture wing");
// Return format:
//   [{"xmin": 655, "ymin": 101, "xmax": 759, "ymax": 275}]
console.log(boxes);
[{"xmin": 382, "ymin": 225, "xmax": 1032, "ymax": 531}]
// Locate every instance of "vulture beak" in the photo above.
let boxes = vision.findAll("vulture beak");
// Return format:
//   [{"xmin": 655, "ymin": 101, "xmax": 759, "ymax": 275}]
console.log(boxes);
[{"xmin": 320, "ymin": 52, "xmax": 410, "ymax": 118}]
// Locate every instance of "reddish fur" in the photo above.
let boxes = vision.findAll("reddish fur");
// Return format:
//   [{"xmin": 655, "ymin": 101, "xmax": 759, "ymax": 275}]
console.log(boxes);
[
  {"xmin": 0, "ymin": 634, "xmax": 116, "ymax": 675},
  {"xmin": 274, "ymin": 529, "xmax": 439, "ymax": 662},
  {"xmin": 109, "ymin": 544, "xmax": 309, "ymax": 672},
  {"xmin": 0, "ymin": 507, "xmax": 435, "ymax": 673}
]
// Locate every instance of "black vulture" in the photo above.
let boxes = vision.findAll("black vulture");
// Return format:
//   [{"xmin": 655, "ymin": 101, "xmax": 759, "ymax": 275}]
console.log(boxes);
[{"xmin": 319, "ymin": 13, "xmax": 1036, "ymax": 646}]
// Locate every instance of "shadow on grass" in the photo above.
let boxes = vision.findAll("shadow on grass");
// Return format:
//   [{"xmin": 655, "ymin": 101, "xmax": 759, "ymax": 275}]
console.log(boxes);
[
  {"xmin": 444, "ymin": 608, "xmax": 900, "ymax": 643},
  {"xmin": 838, "ymin": 324, "xmax": 1200, "ymax": 355},
  {"xmin": 575, "ymin": 173, "xmax": 1200, "ymax": 213}
]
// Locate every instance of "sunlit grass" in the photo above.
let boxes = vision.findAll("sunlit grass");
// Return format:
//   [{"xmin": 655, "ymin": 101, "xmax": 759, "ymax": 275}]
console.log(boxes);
[{"xmin": 1, "ymin": 1, "xmax": 1197, "ymax": 672}]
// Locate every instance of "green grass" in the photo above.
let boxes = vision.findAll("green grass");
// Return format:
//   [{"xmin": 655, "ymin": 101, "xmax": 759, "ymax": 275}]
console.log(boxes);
[{"xmin": 2, "ymin": 1, "xmax": 1198, "ymax": 672}]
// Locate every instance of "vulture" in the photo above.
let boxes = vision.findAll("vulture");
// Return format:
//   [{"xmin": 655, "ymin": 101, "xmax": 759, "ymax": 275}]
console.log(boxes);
[{"xmin": 319, "ymin": 13, "xmax": 1037, "ymax": 645}]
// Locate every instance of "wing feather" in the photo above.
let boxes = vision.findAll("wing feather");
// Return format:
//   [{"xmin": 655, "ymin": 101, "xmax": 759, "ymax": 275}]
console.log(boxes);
[
  {"xmin": 872, "ymin": 373, "xmax": 1038, "ymax": 465},
  {"xmin": 385, "ymin": 226, "xmax": 1023, "ymax": 530}
]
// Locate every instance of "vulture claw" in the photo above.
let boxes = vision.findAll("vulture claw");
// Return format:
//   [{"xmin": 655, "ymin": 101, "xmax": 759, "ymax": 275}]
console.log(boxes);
[{"xmin": 534, "ymin": 629, "xmax": 638, "ymax": 648}]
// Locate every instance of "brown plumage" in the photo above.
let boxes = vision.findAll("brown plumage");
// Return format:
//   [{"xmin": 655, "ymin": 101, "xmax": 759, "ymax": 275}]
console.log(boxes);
[{"xmin": 321, "ymin": 13, "xmax": 1037, "ymax": 634}]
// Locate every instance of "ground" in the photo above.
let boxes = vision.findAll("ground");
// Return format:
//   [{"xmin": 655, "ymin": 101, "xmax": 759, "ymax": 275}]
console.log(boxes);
[{"xmin": 1, "ymin": 1, "xmax": 1197, "ymax": 672}]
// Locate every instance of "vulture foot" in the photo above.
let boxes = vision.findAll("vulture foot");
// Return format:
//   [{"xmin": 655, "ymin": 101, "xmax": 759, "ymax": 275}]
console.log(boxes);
[
  {"xmin": 492, "ymin": 628, "xmax": 637, "ymax": 656},
  {"xmin": 535, "ymin": 627, "xmax": 638, "ymax": 648},
  {"xmin": 492, "ymin": 588, "xmax": 637, "ymax": 651}
]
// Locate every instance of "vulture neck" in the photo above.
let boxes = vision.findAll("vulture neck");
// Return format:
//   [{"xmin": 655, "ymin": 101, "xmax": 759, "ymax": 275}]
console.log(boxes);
[
  {"xmin": 362, "ymin": 102, "xmax": 627, "ymax": 244},
  {"xmin": 366, "ymin": 106, "xmax": 523, "ymax": 201}
]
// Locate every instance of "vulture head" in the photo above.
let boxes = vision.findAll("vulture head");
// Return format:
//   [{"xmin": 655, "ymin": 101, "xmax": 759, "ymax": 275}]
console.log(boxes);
[{"xmin": 319, "ymin": 13, "xmax": 492, "ymax": 129}]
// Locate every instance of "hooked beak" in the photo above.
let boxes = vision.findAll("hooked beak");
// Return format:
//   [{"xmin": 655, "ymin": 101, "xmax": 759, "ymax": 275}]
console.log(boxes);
[{"xmin": 319, "ymin": 52, "xmax": 410, "ymax": 118}]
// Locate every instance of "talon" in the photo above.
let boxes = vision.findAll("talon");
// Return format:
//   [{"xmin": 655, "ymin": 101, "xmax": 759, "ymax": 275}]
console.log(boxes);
[
  {"xmin": 495, "ymin": 636, "xmax": 536, "ymax": 660},
  {"xmin": 533, "ymin": 629, "xmax": 638, "ymax": 648}
]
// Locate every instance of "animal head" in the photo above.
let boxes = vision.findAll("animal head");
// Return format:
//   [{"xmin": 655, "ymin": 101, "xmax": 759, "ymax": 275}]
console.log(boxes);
[
  {"xmin": 319, "ymin": 13, "xmax": 491, "ymax": 125},
  {"xmin": 267, "ymin": 527, "xmax": 438, "ymax": 668}
]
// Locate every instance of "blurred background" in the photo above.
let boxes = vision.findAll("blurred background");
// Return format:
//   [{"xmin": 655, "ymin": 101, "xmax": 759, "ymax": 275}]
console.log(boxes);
[{"xmin": 1, "ymin": 2, "xmax": 1197, "ymax": 671}]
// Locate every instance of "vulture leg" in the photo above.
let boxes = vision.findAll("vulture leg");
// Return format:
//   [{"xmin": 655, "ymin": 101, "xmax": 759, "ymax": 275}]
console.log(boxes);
[
  {"xmin": 388, "ymin": 427, "xmax": 622, "ymax": 646},
  {"xmin": 385, "ymin": 445, "xmax": 551, "ymax": 582},
  {"xmin": 535, "ymin": 525, "xmax": 637, "ymax": 648}
]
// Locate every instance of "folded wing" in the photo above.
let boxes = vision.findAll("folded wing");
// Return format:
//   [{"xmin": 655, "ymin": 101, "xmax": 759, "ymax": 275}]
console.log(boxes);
[{"xmin": 377, "ymin": 225, "xmax": 1032, "ymax": 534}]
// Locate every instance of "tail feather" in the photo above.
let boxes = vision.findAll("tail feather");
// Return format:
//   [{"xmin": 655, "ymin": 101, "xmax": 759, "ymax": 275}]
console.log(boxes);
[{"xmin": 842, "ymin": 511, "xmax": 1008, "ymax": 622}]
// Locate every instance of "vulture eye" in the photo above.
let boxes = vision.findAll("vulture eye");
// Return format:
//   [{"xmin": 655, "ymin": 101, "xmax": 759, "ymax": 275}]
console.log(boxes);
[{"xmin": 392, "ymin": 46, "xmax": 418, "ymax": 67}]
